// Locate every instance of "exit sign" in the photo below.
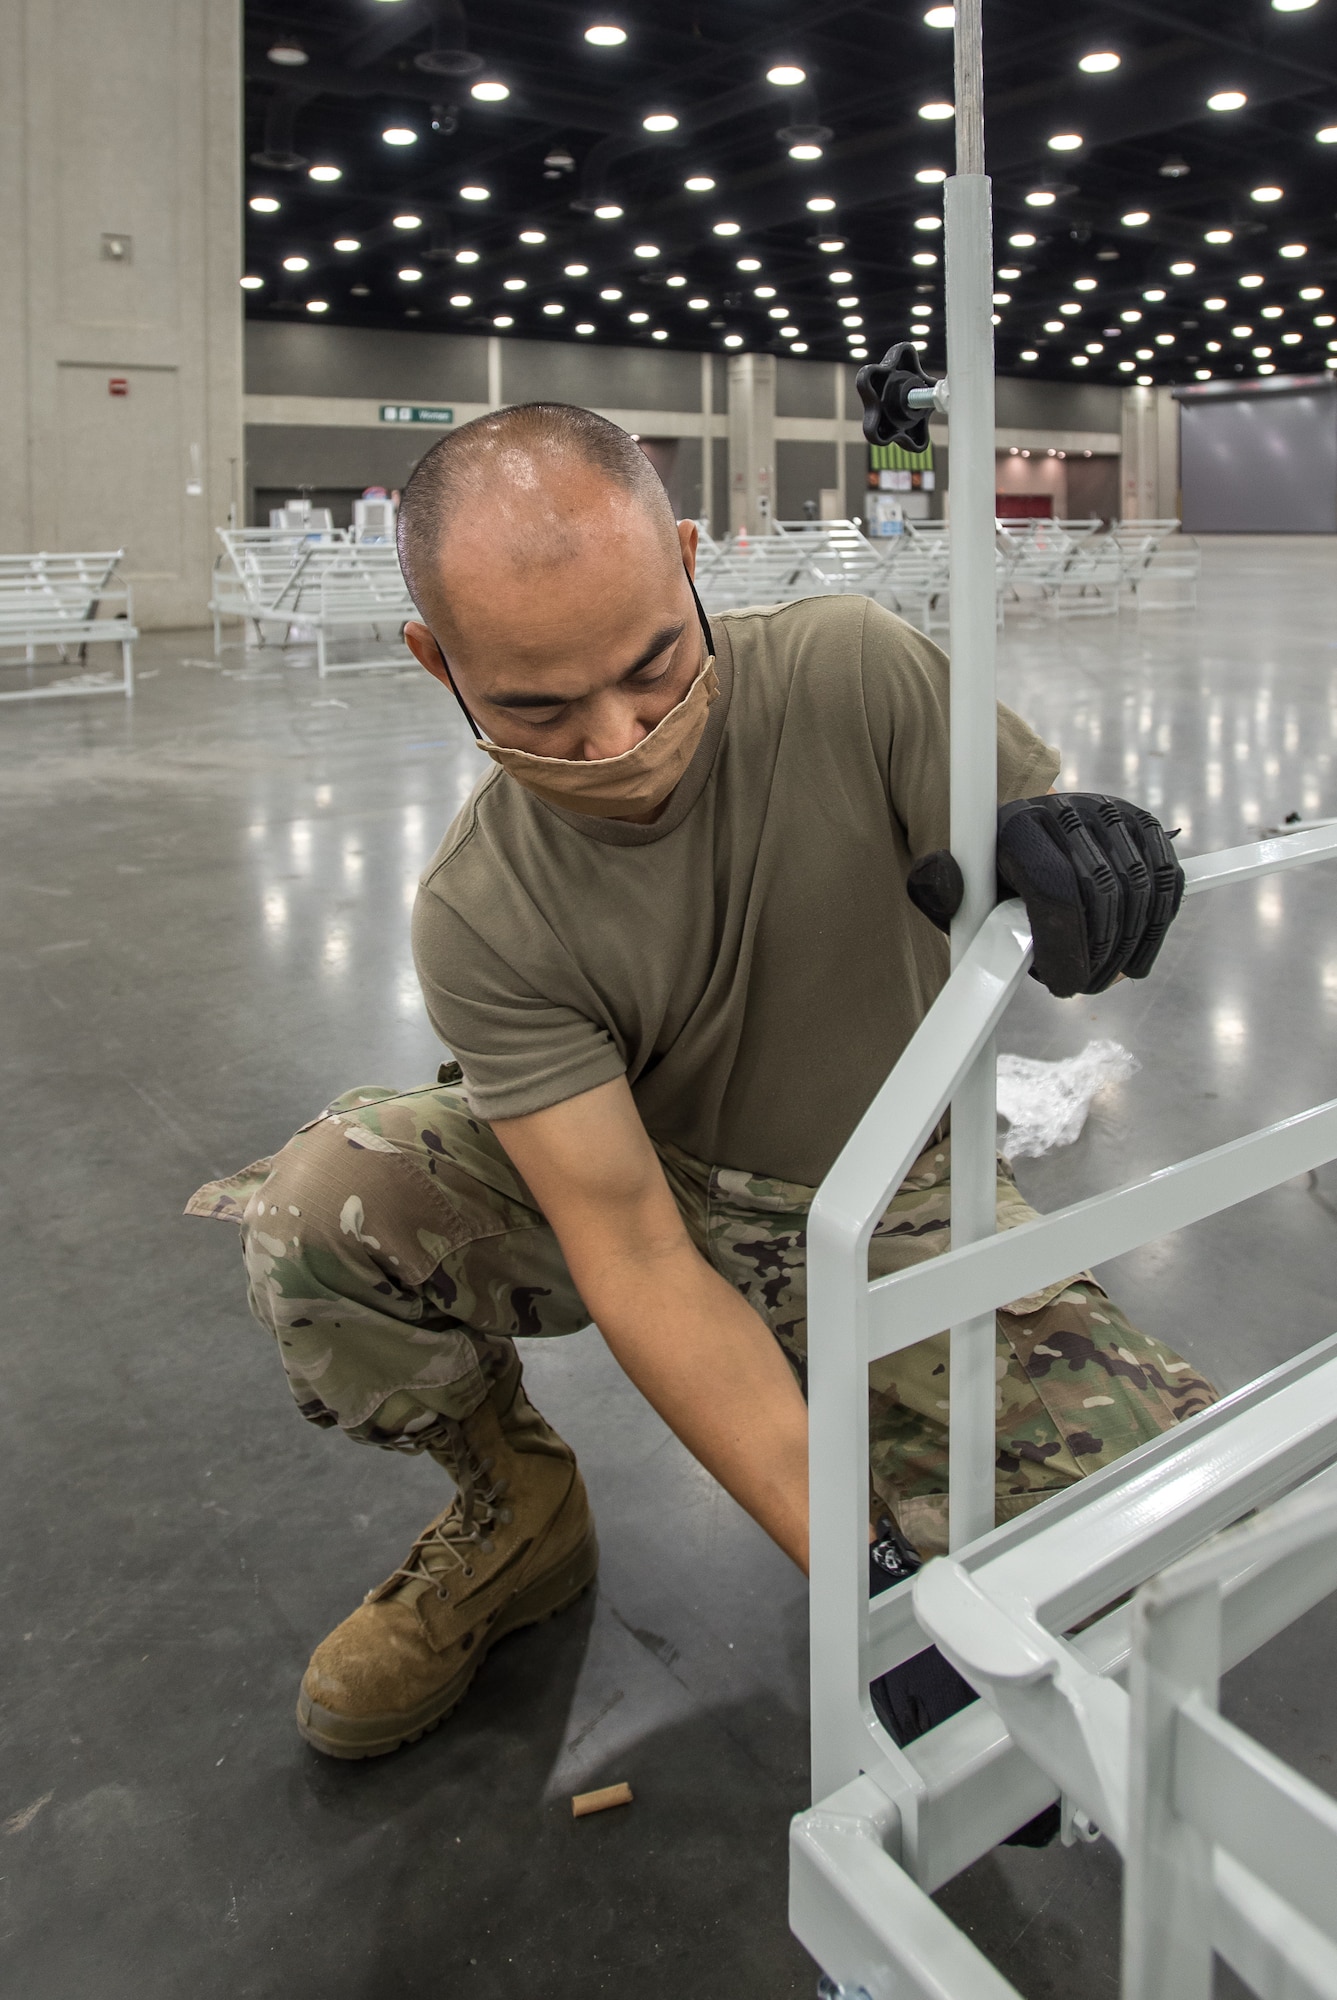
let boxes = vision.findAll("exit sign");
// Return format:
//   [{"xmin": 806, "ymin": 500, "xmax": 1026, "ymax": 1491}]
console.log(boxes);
[{"xmin": 380, "ymin": 403, "xmax": 454, "ymax": 425}]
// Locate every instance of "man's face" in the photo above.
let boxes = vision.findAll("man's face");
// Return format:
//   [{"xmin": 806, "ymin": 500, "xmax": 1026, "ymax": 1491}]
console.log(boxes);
[{"xmin": 404, "ymin": 471, "xmax": 701, "ymax": 763}]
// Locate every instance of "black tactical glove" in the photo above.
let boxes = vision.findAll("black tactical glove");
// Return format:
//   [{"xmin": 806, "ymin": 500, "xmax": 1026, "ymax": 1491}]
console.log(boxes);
[{"xmin": 906, "ymin": 793, "xmax": 1185, "ymax": 1000}]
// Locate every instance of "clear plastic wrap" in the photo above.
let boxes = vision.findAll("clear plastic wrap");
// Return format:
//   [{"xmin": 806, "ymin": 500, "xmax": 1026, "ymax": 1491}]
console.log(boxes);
[{"xmin": 996, "ymin": 1039, "xmax": 1139, "ymax": 1162}]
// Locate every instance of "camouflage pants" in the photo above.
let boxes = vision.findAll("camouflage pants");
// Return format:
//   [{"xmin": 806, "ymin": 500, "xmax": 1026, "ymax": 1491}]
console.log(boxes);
[{"xmin": 188, "ymin": 1066, "xmax": 1217, "ymax": 1557}]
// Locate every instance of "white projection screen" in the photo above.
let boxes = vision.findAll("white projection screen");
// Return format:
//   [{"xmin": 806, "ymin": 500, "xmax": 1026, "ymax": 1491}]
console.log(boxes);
[{"xmin": 1179, "ymin": 384, "xmax": 1337, "ymax": 533}]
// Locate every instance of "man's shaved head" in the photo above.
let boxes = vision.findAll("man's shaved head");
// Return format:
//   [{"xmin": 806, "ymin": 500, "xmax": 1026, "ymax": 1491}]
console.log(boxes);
[{"xmin": 397, "ymin": 401, "xmax": 678, "ymax": 629}]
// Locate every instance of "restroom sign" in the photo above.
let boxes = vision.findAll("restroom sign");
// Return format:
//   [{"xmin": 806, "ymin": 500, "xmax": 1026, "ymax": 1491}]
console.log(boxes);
[
  {"xmin": 380, "ymin": 403, "xmax": 454, "ymax": 425},
  {"xmin": 109, "ymin": 377, "xmax": 129, "ymax": 397}
]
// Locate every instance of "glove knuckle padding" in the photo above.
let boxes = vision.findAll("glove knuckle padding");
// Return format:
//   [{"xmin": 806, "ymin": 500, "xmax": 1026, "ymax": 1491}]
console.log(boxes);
[{"xmin": 996, "ymin": 793, "xmax": 1183, "ymax": 998}]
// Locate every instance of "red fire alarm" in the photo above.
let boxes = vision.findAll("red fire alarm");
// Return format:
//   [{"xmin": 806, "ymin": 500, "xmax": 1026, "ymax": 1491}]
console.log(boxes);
[{"xmin": 109, "ymin": 377, "xmax": 128, "ymax": 397}]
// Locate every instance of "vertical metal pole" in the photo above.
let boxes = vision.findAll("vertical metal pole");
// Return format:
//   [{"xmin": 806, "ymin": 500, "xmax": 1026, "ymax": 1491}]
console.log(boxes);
[{"xmin": 945, "ymin": 0, "xmax": 999, "ymax": 1551}]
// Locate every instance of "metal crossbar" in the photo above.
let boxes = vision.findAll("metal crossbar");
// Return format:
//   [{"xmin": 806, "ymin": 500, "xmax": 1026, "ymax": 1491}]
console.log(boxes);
[
  {"xmin": 0, "ymin": 550, "xmax": 136, "ymax": 702},
  {"xmin": 209, "ymin": 528, "xmax": 414, "ymax": 674}
]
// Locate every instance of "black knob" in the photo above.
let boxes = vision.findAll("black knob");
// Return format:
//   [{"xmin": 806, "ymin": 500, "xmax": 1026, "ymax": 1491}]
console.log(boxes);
[{"xmin": 855, "ymin": 340, "xmax": 934, "ymax": 453}]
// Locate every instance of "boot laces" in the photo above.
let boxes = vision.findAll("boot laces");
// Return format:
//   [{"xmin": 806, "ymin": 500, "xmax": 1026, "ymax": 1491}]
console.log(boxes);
[{"xmin": 382, "ymin": 1419, "xmax": 514, "ymax": 1600}]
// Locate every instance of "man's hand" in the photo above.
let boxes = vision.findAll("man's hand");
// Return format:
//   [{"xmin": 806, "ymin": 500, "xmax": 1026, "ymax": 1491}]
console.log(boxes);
[
  {"xmin": 492, "ymin": 1078, "xmax": 811, "ymax": 1573},
  {"xmin": 906, "ymin": 792, "xmax": 1185, "ymax": 999}
]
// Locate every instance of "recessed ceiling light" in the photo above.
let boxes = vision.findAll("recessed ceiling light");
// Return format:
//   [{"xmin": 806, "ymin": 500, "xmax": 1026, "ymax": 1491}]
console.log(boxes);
[
  {"xmin": 456, "ymin": 249, "xmax": 480, "ymax": 264},
  {"xmin": 1143, "ymin": 288, "xmax": 1167, "ymax": 302},
  {"xmin": 1044, "ymin": 318, "xmax": 1064, "ymax": 332},
  {"xmin": 755, "ymin": 285, "xmax": 777, "ymax": 298},
  {"xmin": 919, "ymin": 101, "xmax": 954, "ymax": 120},
  {"xmin": 1299, "ymin": 286, "xmax": 1324, "ymax": 300},
  {"xmin": 1318, "ymin": 126, "xmax": 1337, "ymax": 143},
  {"xmin": 992, "ymin": 291, "xmax": 1011, "ymax": 304},
  {"xmin": 460, "ymin": 185, "xmax": 490, "ymax": 201},
  {"xmin": 1272, "ymin": 0, "xmax": 1317, "ymax": 12},
  {"xmin": 688, "ymin": 297, "xmax": 710, "ymax": 309},
  {"xmin": 842, "ymin": 314, "xmax": 863, "ymax": 326},
  {"xmin": 771, "ymin": 306, "xmax": 791, "ymax": 319},
  {"xmin": 398, "ymin": 267, "xmax": 422, "ymax": 282},
  {"xmin": 816, "ymin": 238, "xmax": 845, "ymax": 252},
  {"xmin": 766, "ymin": 65, "xmax": 806, "ymax": 86},
  {"xmin": 518, "ymin": 229, "xmax": 547, "ymax": 245},
  {"xmin": 1048, "ymin": 133, "xmax": 1082, "ymax": 150},
  {"xmin": 837, "ymin": 294, "xmax": 859, "ymax": 306},
  {"xmin": 1000, "ymin": 267, "xmax": 1024, "ymax": 280},
  {"xmin": 913, "ymin": 215, "xmax": 942, "ymax": 232},
  {"xmin": 1071, "ymin": 354, "xmax": 1089, "ymax": 366},
  {"xmin": 724, "ymin": 333, "xmax": 744, "ymax": 347},
  {"xmin": 1117, "ymin": 359, "xmax": 1135, "ymax": 371},
  {"xmin": 575, "ymin": 322, "xmax": 595, "ymax": 334},
  {"xmin": 1120, "ymin": 212, "xmax": 1150, "ymax": 230},
  {"xmin": 1169, "ymin": 261, "xmax": 1195, "ymax": 276},
  {"xmin": 382, "ymin": 127, "xmax": 417, "ymax": 145},
  {"xmin": 915, "ymin": 167, "xmax": 947, "ymax": 184},
  {"xmin": 1085, "ymin": 342, "xmax": 1104, "ymax": 353},
  {"xmin": 306, "ymin": 299, "xmax": 329, "ymax": 313},
  {"xmin": 249, "ymin": 195, "xmax": 280, "ymax": 213},
  {"xmin": 713, "ymin": 219, "xmax": 741, "ymax": 235},
  {"xmin": 1020, "ymin": 348, "xmax": 1039, "ymax": 360},
  {"xmin": 628, "ymin": 310, "xmax": 649, "ymax": 323},
  {"xmin": 827, "ymin": 269, "xmax": 853, "ymax": 283},
  {"xmin": 1204, "ymin": 230, "xmax": 1233, "ymax": 245},
  {"xmin": 281, "ymin": 255, "xmax": 310, "ymax": 272},
  {"xmin": 471, "ymin": 80, "xmax": 509, "ymax": 101},
  {"xmin": 1195, "ymin": 368, "xmax": 1212, "ymax": 379},
  {"xmin": 332, "ymin": 237, "xmax": 360, "ymax": 253},
  {"xmin": 493, "ymin": 314, "xmax": 514, "ymax": 327},
  {"xmin": 1282, "ymin": 331, "xmax": 1303, "ymax": 343},
  {"xmin": 268, "ymin": 39, "xmax": 308, "ymax": 65},
  {"xmin": 924, "ymin": 5, "xmax": 955, "ymax": 23},
  {"xmin": 1009, "ymin": 232, "xmax": 1037, "ymax": 248},
  {"xmin": 543, "ymin": 302, "xmax": 565, "ymax": 315},
  {"xmin": 308, "ymin": 164, "xmax": 341, "ymax": 182},
  {"xmin": 789, "ymin": 143, "xmax": 823, "ymax": 160},
  {"xmin": 1261, "ymin": 305, "xmax": 1284, "ymax": 318},
  {"xmin": 594, "ymin": 203, "xmax": 623, "ymax": 220},
  {"xmin": 1251, "ymin": 185, "xmax": 1283, "ymax": 202},
  {"xmin": 393, "ymin": 214, "xmax": 422, "ymax": 230},
  {"xmin": 1154, "ymin": 332, "xmax": 1174, "ymax": 345},
  {"xmin": 633, "ymin": 243, "xmax": 660, "ymax": 258},
  {"xmin": 350, "ymin": 285, "xmax": 369, "ymax": 297},
  {"xmin": 585, "ymin": 25, "xmax": 627, "ymax": 45},
  {"xmin": 1279, "ymin": 243, "xmax": 1307, "ymax": 258},
  {"xmin": 599, "ymin": 287, "xmax": 623, "ymax": 300},
  {"xmin": 806, "ymin": 196, "xmax": 836, "ymax": 212},
  {"xmin": 643, "ymin": 112, "xmax": 678, "ymax": 131},
  {"xmin": 791, "ymin": 341, "xmax": 809, "ymax": 352},
  {"xmin": 503, "ymin": 278, "xmax": 526, "ymax": 291},
  {"xmin": 1316, "ymin": 312, "xmax": 1335, "ymax": 324},
  {"xmin": 651, "ymin": 329, "xmax": 668, "ymax": 340},
  {"xmin": 564, "ymin": 262, "xmax": 589, "ymax": 277},
  {"xmin": 912, "ymin": 251, "xmax": 938, "ymax": 266},
  {"xmin": 737, "ymin": 257, "xmax": 762, "ymax": 271},
  {"xmin": 1026, "ymin": 190, "xmax": 1057, "ymax": 207},
  {"xmin": 1232, "ymin": 323, "xmax": 1254, "ymax": 336},
  {"xmin": 449, "ymin": 293, "xmax": 472, "ymax": 307},
  {"xmin": 1078, "ymin": 51, "xmax": 1120, "ymax": 72},
  {"xmin": 1239, "ymin": 273, "xmax": 1265, "ymax": 288},
  {"xmin": 780, "ymin": 324, "xmax": 799, "ymax": 337},
  {"xmin": 1136, "ymin": 374, "xmax": 1153, "ymax": 384},
  {"xmin": 1120, "ymin": 308, "xmax": 1142, "ymax": 322},
  {"xmin": 1203, "ymin": 296, "xmax": 1226, "ymax": 309},
  {"xmin": 239, "ymin": 275, "xmax": 264, "ymax": 289},
  {"xmin": 1207, "ymin": 90, "xmax": 1247, "ymax": 111},
  {"xmin": 684, "ymin": 175, "xmax": 716, "ymax": 192},
  {"xmin": 665, "ymin": 274, "xmax": 687, "ymax": 288}
]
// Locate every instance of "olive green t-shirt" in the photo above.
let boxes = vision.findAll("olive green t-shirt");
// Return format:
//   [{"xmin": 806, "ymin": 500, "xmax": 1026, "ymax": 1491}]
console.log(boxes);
[{"xmin": 413, "ymin": 595, "xmax": 1059, "ymax": 1187}]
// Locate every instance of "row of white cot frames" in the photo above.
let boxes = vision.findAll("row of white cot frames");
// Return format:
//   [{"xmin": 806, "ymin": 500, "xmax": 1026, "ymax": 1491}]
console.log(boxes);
[
  {"xmin": 792, "ymin": 819, "xmax": 1337, "ymax": 2000},
  {"xmin": 0, "ymin": 551, "xmax": 136, "ymax": 702},
  {"xmin": 208, "ymin": 527, "xmax": 414, "ymax": 675}
]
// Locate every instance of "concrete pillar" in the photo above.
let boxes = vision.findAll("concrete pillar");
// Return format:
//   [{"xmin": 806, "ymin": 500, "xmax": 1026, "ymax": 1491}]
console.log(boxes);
[
  {"xmin": 727, "ymin": 352, "xmax": 776, "ymax": 535},
  {"xmin": 1120, "ymin": 384, "xmax": 1181, "ymax": 520},
  {"xmin": 0, "ymin": 0, "xmax": 243, "ymax": 628}
]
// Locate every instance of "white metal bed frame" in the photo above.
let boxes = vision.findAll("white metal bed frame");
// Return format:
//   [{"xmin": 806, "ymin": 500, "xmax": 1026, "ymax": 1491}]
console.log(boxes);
[{"xmin": 790, "ymin": 6, "xmax": 1337, "ymax": 1993}]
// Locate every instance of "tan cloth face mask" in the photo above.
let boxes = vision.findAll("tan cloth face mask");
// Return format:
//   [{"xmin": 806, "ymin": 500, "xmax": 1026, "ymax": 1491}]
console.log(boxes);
[{"xmin": 480, "ymin": 653, "xmax": 719, "ymax": 819}]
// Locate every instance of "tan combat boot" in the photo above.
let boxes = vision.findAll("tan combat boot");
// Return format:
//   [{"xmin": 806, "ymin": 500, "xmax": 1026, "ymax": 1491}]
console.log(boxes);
[{"xmin": 297, "ymin": 1355, "xmax": 597, "ymax": 1758}]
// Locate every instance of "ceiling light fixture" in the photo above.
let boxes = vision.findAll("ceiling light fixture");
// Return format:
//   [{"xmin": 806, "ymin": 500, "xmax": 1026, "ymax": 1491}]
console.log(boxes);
[
  {"xmin": 1026, "ymin": 190, "xmax": 1057, "ymax": 207},
  {"xmin": 575, "ymin": 322, "xmax": 595, "ymax": 334},
  {"xmin": 919, "ymin": 101, "xmax": 954, "ymax": 120},
  {"xmin": 594, "ymin": 203, "xmax": 623, "ymax": 220},
  {"xmin": 493, "ymin": 314, "xmax": 514, "ymax": 327},
  {"xmin": 471, "ymin": 80, "xmax": 509, "ymax": 101},
  {"xmin": 688, "ymin": 297, "xmax": 709, "ymax": 310},
  {"xmin": 789, "ymin": 143, "xmax": 823, "ymax": 160},
  {"xmin": 1206, "ymin": 90, "xmax": 1247, "ymax": 111},
  {"xmin": 914, "ymin": 215, "xmax": 943, "ymax": 231},
  {"xmin": 992, "ymin": 291, "xmax": 1011, "ymax": 304},
  {"xmin": 643, "ymin": 112, "xmax": 678, "ymax": 131},
  {"xmin": 806, "ymin": 195, "xmax": 836, "ymax": 211},
  {"xmin": 1009, "ymin": 232, "xmax": 1037, "ymax": 248},
  {"xmin": 755, "ymin": 285, "xmax": 777, "ymax": 298},
  {"xmin": 306, "ymin": 299, "xmax": 328, "ymax": 313},
  {"xmin": 1169, "ymin": 261, "xmax": 1196, "ymax": 276},
  {"xmin": 393, "ymin": 213, "xmax": 422, "ymax": 229},
  {"xmin": 827, "ymin": 269, "xmax": 853, "ymax": 284},
  {"xmin": 1279, "ymin": 243, "xmax": 1307, "ymax": 258},
  {"xmin": 1239, "ymin": 273, "xmax": 1265, "ymax": 288},
  {"xmin": 666, "ymin": 274, "xmax": 687, "ymax": 288},
  {"xmin": 1043, "ymin": 319, "xmax": 1064, "ymax": 332},
  {"xmin": 1203, "ymin": 296, "xmax": 1226, "ymax": 309},
  {"xmin": 543, "ymin": 302, "xmax": 564, "ymax": 315},
  {"xmin": 281, "ymin": 255, "xmax": 309, "ymax": 271},
  {"xmin": 239, "ymin": 275, "xmax": 264, "ymax": 289},
  {"xmin": 737, "ymin": 256, "xmax": 762, "ymax": 271},
  {"xmin": 1204, "ymin": 230, "xmax": 1233, "ymax": 245},
  {"xmin": 633, "ymin": 242, "xmax": 660, "ymax": 258},
  {"xmin": 915, "ymin": 167, "xmax": 947, "ymax": 184},
  {"xmin": 1059, "ymin": 301, "xmax": 1081, "ymax": 314},
  {"xmin": 713, "ymin": 219, "xmax": 741, "ymax": 235},
  {"xmin": 599, "ymin": 287, "xmax": 622, "ymax": 299},
  {"xmin": 724, "ymin": 334, "xmax": 744, "ymax": 347},
  {"xmin": 628, "ymin": 310, "xmax": 649, "ymax": 323},
  {"xmin": 585, "ymin": 25, "xmax": 627, "ymax": 46},
  {"xmin": 1143, "ymin": 288, "xmax": 1167, "ymax": 302},
  {"xmin": 1251, "ymin": 185, "xmax": 1283, "ymax": 202},
  {"xmin": 1079, "ymin": 51, "xmax": 1120, "ymax": 72},
  {"xmin": 1122, "ymin": 210, "xmax": 1150, "ymax": 226},
  {"xmin": 332, "ymin": 237, "xmax": 360, "ymax": 253},
  {"xmin": 459, "ymin": 184, "xmax": 490, "ymax": 201},
  {"xmin": 382, "ymin": 126, "xmax": 417, "ymax": 145},
  {"xmin": 1120, "ymin": 308, "xmax": 1142, "ymax": 322},
  {"xmin": 912, "ymin": 251, "xmax": 938, "ymax": 266},
  {"xmin": 924, "ymin": 5, "xmax": 955, "ymax": 24},
  {"xmin": 456, "ymin": 249, "xmax": 480, "ymax": 264},
  {"xmin": 1020, "ymin": 348, "xmax": 1038, "ymax": 361},
  {"xmin": 652, "ymin": 329, "xmax": 668, "ymax": 340},
  {"xmin": 1299, "ymin": 286, "xmax": 1324, "ymax": 300},
  {"xmin": 1261, "ymin": 305, "xmax": 1284, "ymax": 318},
  {"xmin": 684, "ymin": 175, "xmax": 716, "ymax": 192},
  {"xmin": 1318, "ymin": 126, "xmax": 1337, "ymax": 143},
  {"xmin": 449, "ymin": 293, "xmax": 472, "ymax": 307},
  {"xmin": 766, "ymin": 65, "xmax": 806, "ymax": 86},
  {"xmin": 249, "ymin": 195, "xmax": 280, "ymax": 213},
  {"xmin": 519, "ymin": 229, "xmax": 547, "ymax": 244},
  {"xmin": 1048, "ymin": 133, "xmax": 1082, "ymax": 150},
  {"xmin": 308, "ymin": 164, "xmax": 341, "ymax": 182},
  {"xmin": 503, "ymin": 278, "xmax": 526, "ymax": 291},
  {"xmin": 268, "ymin": 39, "xmax": 308, "ymax": 65},
  {"xmin": 564, "ymin": 262, "xmax": 589, "ymax": 277},
  {"xmin": 398, "ymin": 267, "xmax": 422, "ymax": 282},
  {"xmin": 1071, "ymin": 354, "xmax": 1089, "ymax": 366}
]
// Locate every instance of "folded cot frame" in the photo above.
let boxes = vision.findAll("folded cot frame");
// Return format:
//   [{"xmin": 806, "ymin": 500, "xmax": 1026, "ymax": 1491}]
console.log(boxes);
[{"xmin": 790, "ymin": 4, "xmax": 1337, "ymax": 1993}]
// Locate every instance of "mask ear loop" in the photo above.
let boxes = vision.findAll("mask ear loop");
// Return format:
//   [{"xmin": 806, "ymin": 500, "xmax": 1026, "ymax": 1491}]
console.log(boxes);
[
  {"xmin": 687, "ymin": 572, "xmax": 714, "ymax": 666},
  {"xmin": 431, "ymin": 638, "xmax": 483, "ymax": 741}
]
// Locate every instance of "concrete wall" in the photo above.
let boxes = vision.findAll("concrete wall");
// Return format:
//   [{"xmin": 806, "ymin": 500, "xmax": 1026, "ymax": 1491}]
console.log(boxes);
[{"xmin": 0, "ymin": 0, "xmax": 243, "ymax": 627}]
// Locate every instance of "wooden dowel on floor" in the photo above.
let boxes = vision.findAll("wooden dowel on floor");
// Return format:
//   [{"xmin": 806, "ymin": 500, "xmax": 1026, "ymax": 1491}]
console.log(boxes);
[{"xmin": 571, "ymin": 1781, "xmax": 634, "ymax": 1818}]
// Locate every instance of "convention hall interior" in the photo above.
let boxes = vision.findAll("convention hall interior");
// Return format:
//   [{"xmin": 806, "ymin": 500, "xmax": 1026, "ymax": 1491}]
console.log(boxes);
[{"xmin": 4, "ymin": 0, "xmax": 1337, "ymax": 1994}]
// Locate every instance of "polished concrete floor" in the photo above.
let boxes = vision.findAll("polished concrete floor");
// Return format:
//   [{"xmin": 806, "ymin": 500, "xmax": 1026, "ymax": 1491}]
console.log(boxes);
[{"xmin": 2, "ymin": 536, "xmax": 1336, "ymax": 1998}]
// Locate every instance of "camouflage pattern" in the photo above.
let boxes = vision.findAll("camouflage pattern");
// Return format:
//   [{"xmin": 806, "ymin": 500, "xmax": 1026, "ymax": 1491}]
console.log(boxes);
[{"xmin": 189, "ymin": 1065, "xmax": 1216, "ymax": 1555}]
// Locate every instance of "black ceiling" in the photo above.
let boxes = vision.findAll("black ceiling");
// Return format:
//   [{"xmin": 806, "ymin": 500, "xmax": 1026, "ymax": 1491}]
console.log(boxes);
[{"xmin": 243, "ymin": 0, "xmax": 1337, "ymax": 389}]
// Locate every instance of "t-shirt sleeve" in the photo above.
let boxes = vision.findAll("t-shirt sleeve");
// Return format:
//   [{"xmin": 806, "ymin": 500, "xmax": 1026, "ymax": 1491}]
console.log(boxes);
[
  {"xmin": 857, "ymin": 597, "xmax": 1060, "ymax": 856},
  {"xmin": 412, "ymin": 885, "xmax": 627, "ymax": 1123}
]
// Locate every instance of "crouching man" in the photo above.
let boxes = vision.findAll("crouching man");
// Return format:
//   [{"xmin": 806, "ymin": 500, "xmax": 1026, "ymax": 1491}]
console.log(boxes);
[{"xmin": 188, "ymin": 402, "xmax": 1214, "ymax": 1770}]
